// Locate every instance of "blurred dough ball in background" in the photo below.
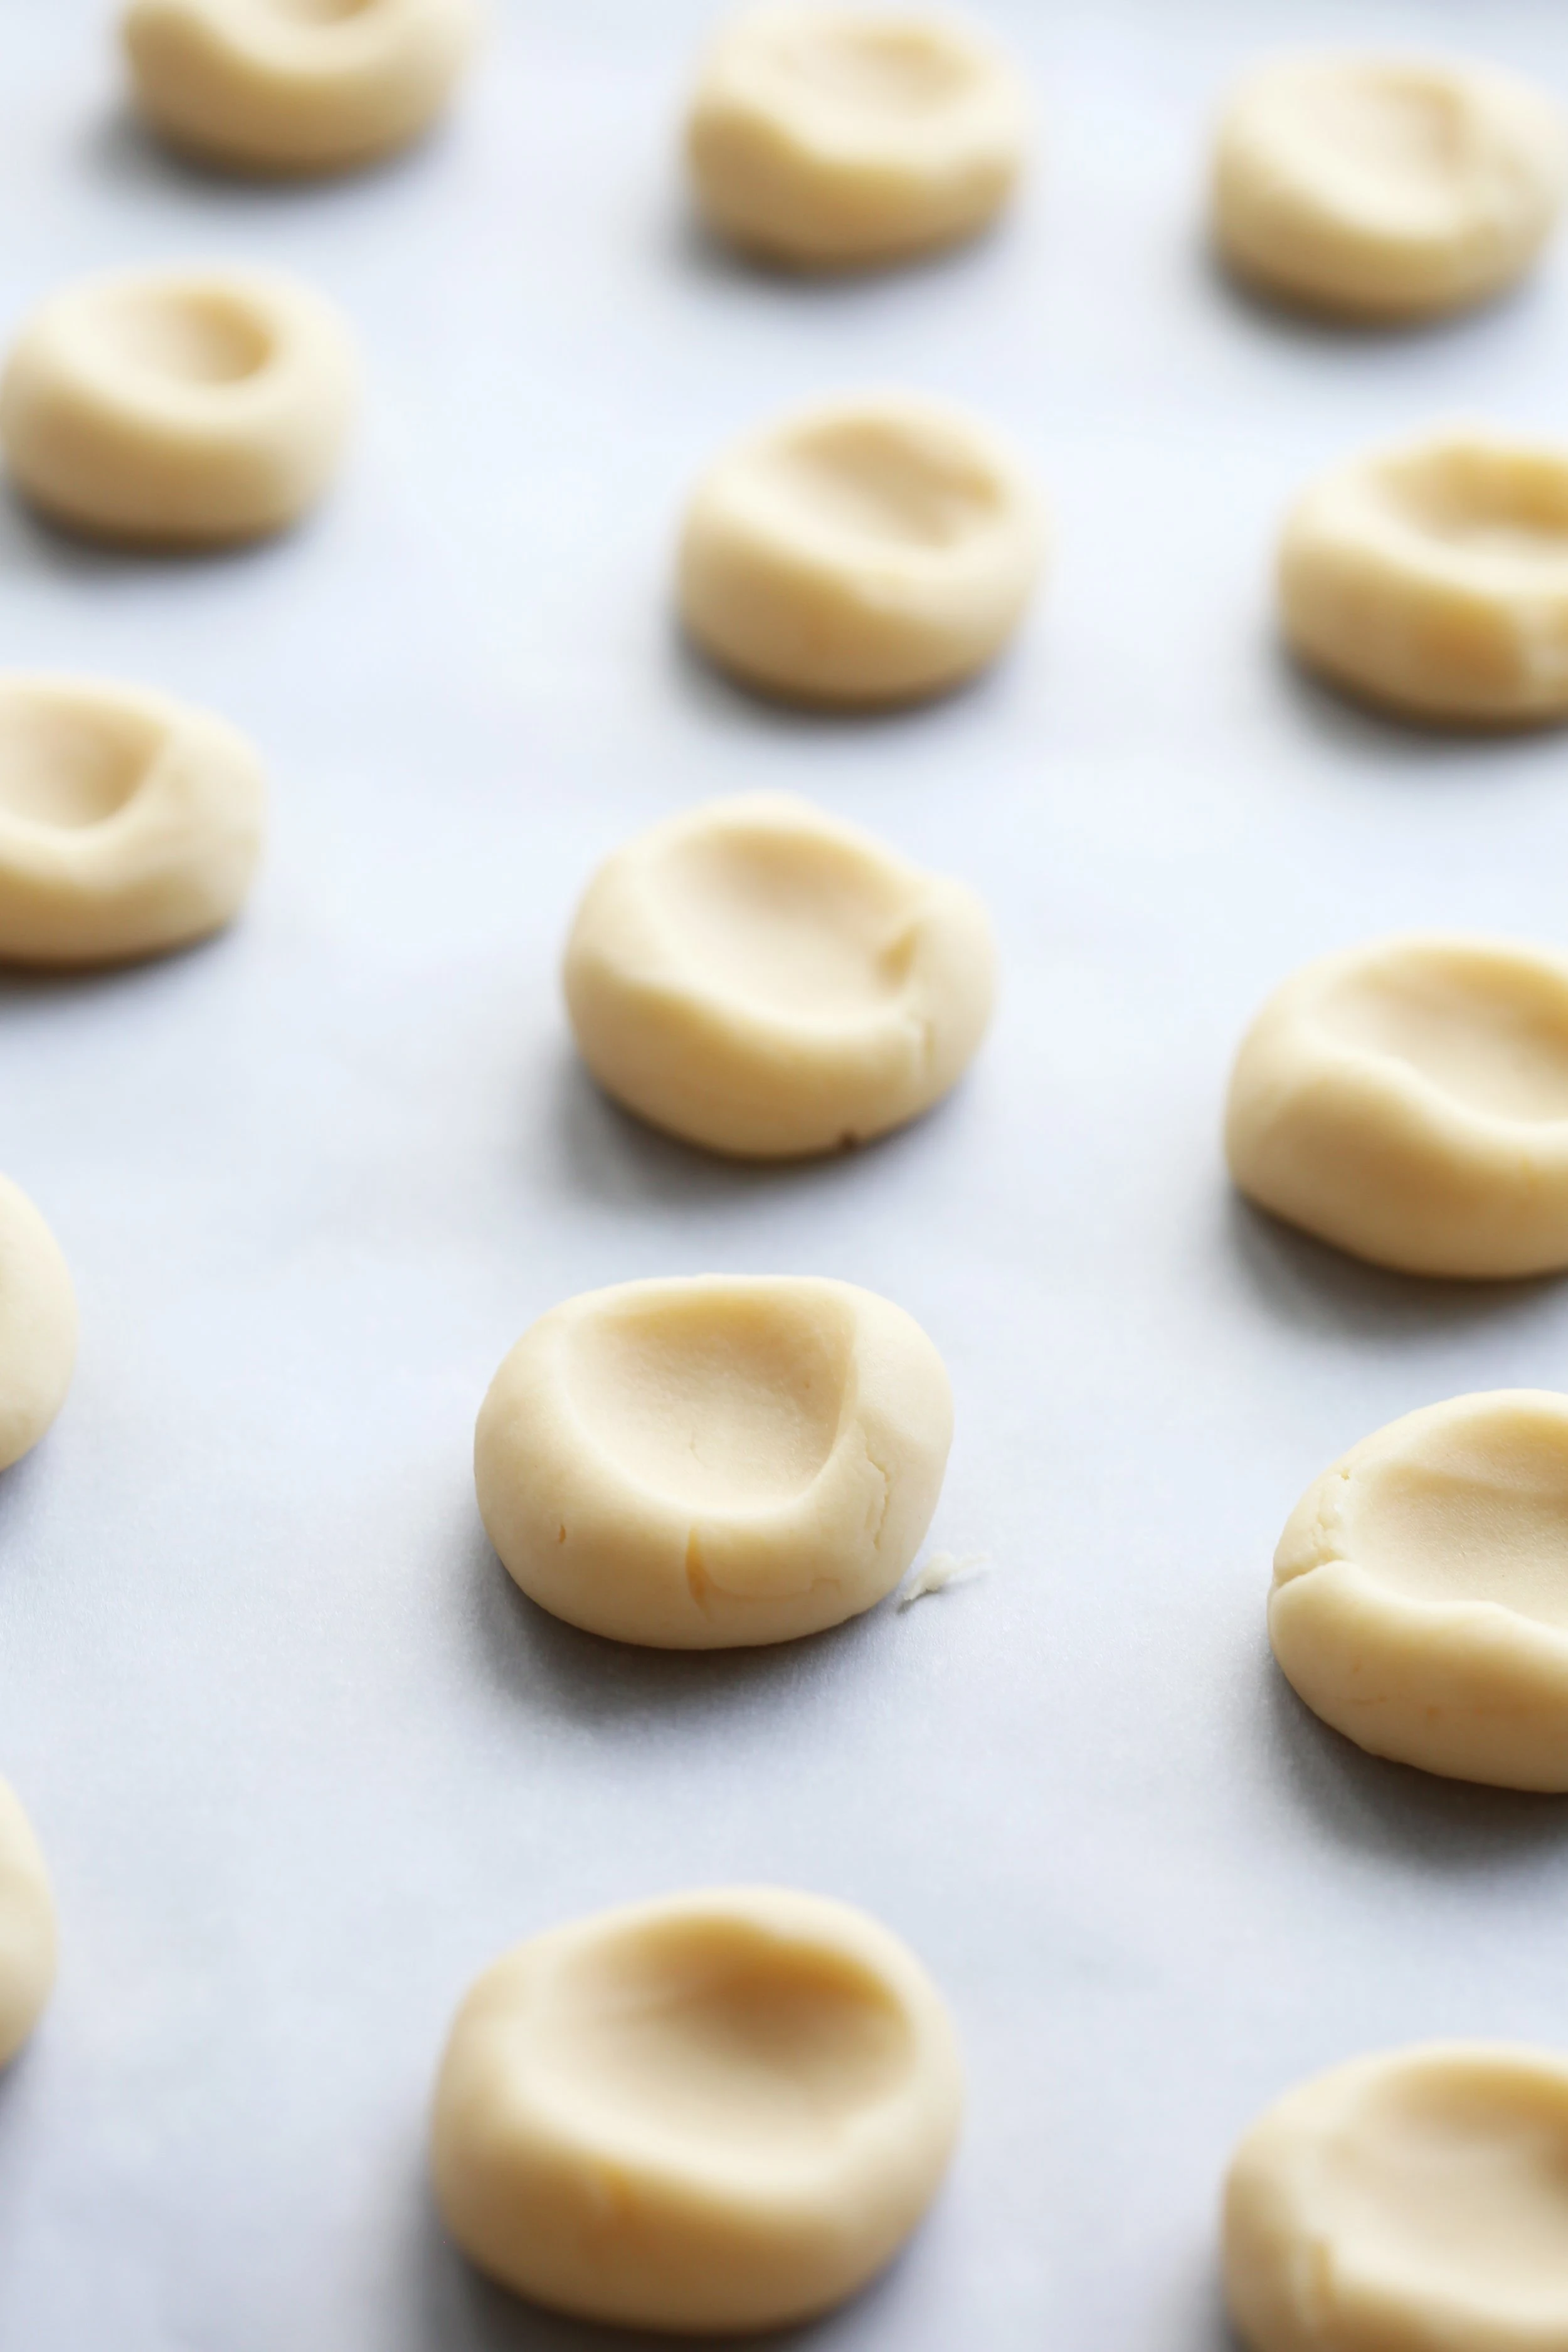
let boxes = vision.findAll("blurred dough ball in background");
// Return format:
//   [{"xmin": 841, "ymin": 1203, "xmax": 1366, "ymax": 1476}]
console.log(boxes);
[
  {"xmin": 1212, "ymin": 51, "xmax": 1567, "ymax": 320},
  {"xmin": 0, "ymin": 1784, "xmax": 55, "ymax": 2069},
  {"xmin": 686, "ymin": 3, "xmax": 1030, "ymax": 270},
  {"xmin": 121, "ymin": 0, "xmax": 482, "ymax": 177}
]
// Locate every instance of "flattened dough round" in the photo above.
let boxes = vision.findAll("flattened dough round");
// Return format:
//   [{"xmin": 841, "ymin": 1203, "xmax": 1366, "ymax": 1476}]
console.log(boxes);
[
  {"xmin": 0, "ymin": 675, "xmax": 265, "ymax": 965},
  {"xmin": 686, "ymin": 3, "xmax": 1029, "ymax": 270},
  {"xmin": 0, "ymin": 1783, "xmax": 56, "ymax": 2067},
  {"xmin": 564, "ymin": 793, "xmax": 997, "ymax": 1158},
  {"xmin": 0, "ymin": 1179, "xmax": 76, "ymax": 1473},
  {"xmin": 474, "ymin": 1275, "xmax": 953, "ymax": 1648},
  {"xmin": 122, "ymin": 0, "xmax": 480, "ymax": 176},
  {"xmin": 677, "ymin": 392, "xmax": 1044, "ymax": 707},
  {"xmin": 1226, "ymin": 933, "xmax": 1568, "ymax": 1278},
  {"xmin": 1271, "ymin": 1391, "xmax": 1568, "ymax": 1789},
  {"xmin": 0, "ymin": 265, "xmax": 358, "ymax": 547},
  {"xmin": 1213, "ymin": 52, "xmax": 1567, "ymax": 320},
  {"xmin": 431, "ymin": 1885, "xmax": 963, "ymax": 2333},
  {"xmin": 1226, "ymin": 2043, "xmax": 1568, "ymax": 2352},
  {"xmin": 1281, "ymin": 428, "xmax": 1568, "ymax": 725}
]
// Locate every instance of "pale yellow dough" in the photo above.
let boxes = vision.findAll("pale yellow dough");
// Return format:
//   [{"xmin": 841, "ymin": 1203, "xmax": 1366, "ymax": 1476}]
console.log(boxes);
[
  {"xmin": 1281, "ymin": 429, "xmax": 1568, "ymax": 726},
  {"xmin": 0, "ymin": 265, "xmax": 358, "ymax": 548},
  {"xmin": 0, "ymin": 1179, "xmax": 76, "ymax": 1473},
  {"xmin": 686, "ymin": 4, "xmax": 1028, "ymax": 270},
  {"xmin": 1226, "ymin": 2043, "xmax": 1568, "ymax": 2352},
  {"xmin": 431, "ymin": 1885, "xmax": 963, "ymax": 2333},
  {"xmin": 1271, "ymin": 1391, "xmax": 1568, "ymax": 1789},
  {"xmin": 1226, "ymin": 933, "xmax": 1568, "ymax": 1279},
  {"xmin": 474, "ymin": 1275, "xmax": 953, "ymax": 1649},
  {"xmin": 678, "ymin": 392, "xmax": 1044, "ymax": 707},
  {"xmin": 564, "ymin": 793, "xmax": 996, "ymax": 1159},
  {"xmin": 0, "ymin": 1784, "xmax": 56, "ymax": 2067},
  {"xmin": 122, "ymin": 0, "xmax": 480, "ymax": 177},
  {"xmin": 1213, "ymin": 53, "xmax": 1567, "ymax": 320},
  {"xmin": 0, "ymin": 676, "xmax": 265, "ymax": 965}
]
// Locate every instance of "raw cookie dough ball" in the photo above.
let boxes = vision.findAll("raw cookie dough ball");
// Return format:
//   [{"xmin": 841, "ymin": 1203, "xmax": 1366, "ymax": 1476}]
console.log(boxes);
[
  {"xmin": 0, "ymin": 675, "xmax": 265, "ymax": 965},
  {"xmin": 0, "ymin": 1179, "xmax": 77, "ymax": 1473},
  {"xmin": 122, "ymin": 0, "xmax": 481, "ymax": 177},
  {"xmin": 1271, "ymin": 1391, "xmax": 1568, "ymax": 1789},
  {"xmin": 1226, "ymin": 933, "xmax": 1568, "ymax": 1279},
  {"xmin": 474, "ymin": 1274, "xmax": 953, "ymax": 1648},
  {"xmin": 432, "ymin": 1885, "xmax": 963, "ymax": 2333},
  {"xmin": 564, "ymin": 792, "xmax": 996, "ymax": 1159},
  {"xmin": 686, "ymin": 4, "xmax": 1028, "ymax": 270},
  {"xmin": 1226, "ymin": 2043, "xmax": 1568, "ymax": 2352},
  {"xmin": 1280, "ymin": 429, "xmax": 1568, "ymax": 726},
  {"xmin": 1212, "ymin": 53, "xmax": 1568, "ymax": 320},
  {"xmin": 0, "ymin": 1784, "xmax": 56, "ymax": 2066},
  {"xmin": 679, "ymin": 393, "xmax": 1043, "ymax": 707},
  {"xmin": 0, "ymin": 265, "xmax": 358, "ymax": 548}
]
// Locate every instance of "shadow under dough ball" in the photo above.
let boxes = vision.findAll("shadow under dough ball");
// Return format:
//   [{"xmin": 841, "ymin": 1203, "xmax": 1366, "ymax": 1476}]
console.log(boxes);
[
  {"xmin": 122, "ymin": 0, "xmax": 482, "ymax": 176},
  {"xmin": 0, "ymin": 263, "xmax": 358, "ymax": 547},
  {"xmin": 677, "ymin": 391, "xmax": 1045, "ymax": 706},
  {"xmin": 431, "ymin": 1885, "xmax": 963, "ymax": 2334},
  {"xmin": 563, "ymin": 790, "xmax": 997, "ymax": 1158},
  {"xmin": 1225, "ymin": 2043, "xmax": 1568, "ymax": 2352},
  {"xmin": 686, "ymin": 2, "xmax": 1030, "ymax": 270},
  {"xmin": 474, "ymin": 1274, "xmax": 953, "ymax": 1648},
  {"xmin": 1226, "ymin": 932, "xmax": 1568, "ymax": 1277},
  {"xmin": 1279, "ymin": 427, "xmax": 1568, "ymax": 726},
  {"xmin": 1271, "ymin": 1389, "xmax": 1568, "ymax": 1789},
  {"xmin": 0, "ymin": 675, "xmax": 266, "ymax": 965},
  {"xmin": 1212, "ymin": 50, "xmax": 1568, "ymax": 320}
]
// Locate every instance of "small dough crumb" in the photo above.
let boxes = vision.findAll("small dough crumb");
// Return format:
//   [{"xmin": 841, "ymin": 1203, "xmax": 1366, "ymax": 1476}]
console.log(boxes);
[
  {"xmin": 0, "ymin": 1783, "xmax": 56, "ymax": 2067},
  {"xmin": 474, "ymin": 1275, "xmax": 953, "ymax": 1648},
  {"xmin": 1272, "ymin": 1389, "xmax": 1568, "ymax": 1789},
  {"xmin": 0, "ymin": 265, "xmax": 358, "ymax": 548},
  {"xmin": 1226, "ymin": 933, "xmax": 1568, "ymax": 1278},
  {"xmin": 1280, "ymin": 427, "xmax": 1568, "ymax": 726},
  {"xmin": 0, "ymin": 675, "xmax": 266, "ymax": 965},
  {"xmin": 1213, "ymin": 51, "xmax": 1567, "ymax": 320},
  {"xmin": 122, "ymin": 0, "xmax": 481, "ymax": 177},
  {"xmin": 0, "ymin": 1177, "xmax": 76, "ymax": 1473},
  {"xmin": 564, "ymin": 792, "xmax": 997, "ymax": 1159},
  {"xmin": 1226, "ymin": 2043, "xmax": 1568, "ymax": 2352},
  {"xmin": 679, "ymin": 392, "xmax": 1045, "ymax": 707},
  {"xmin": 898, "ymin": 1550, "xmax": 988, "ymax": 1608},
  {"xmin": 431, "ymin": 1885, "xmax": 963, "ymax": 2333},
  {"xmin": 686, "ymin": 3, "xmax": 1029, "ymax": 270}
]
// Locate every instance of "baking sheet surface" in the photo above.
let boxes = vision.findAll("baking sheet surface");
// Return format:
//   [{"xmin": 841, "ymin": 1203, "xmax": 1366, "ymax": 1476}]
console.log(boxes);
[{"xmin": 4, "ymin": 3, "xmax": 1568, "ymax": 2346}]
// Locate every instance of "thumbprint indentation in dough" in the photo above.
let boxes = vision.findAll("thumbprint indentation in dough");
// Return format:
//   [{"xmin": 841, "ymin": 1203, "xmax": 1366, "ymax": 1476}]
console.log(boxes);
[
  {"xmin": 761, "ymin": 414, "xmax": 1001, "ymax": 552},
  {"xmin": 0, "ymin": 694, "xmax": 160, "ymax": 830},
  {"xmin": 566, "ymin": 1286, "xmax": 851, "ymax": 1511},
  {"xmin": 543, "ymin": 1912, "xmax": 914, "ymax": 2169},
  {"xmin": 1347, "ymin": 1402, "xmax": 1568, "ymax": 1629},
  {"xmin": 776, "ymin": 21, "xmax": 973, "ymax": 114},
  {"xmin": 1301, "ymin": 69, "xmax": 1467, "ymax": 195},
  {"xmin": 651, "ymin": 822, "xmax": 916, "ymax": 1022},
  {"xmin": 266, "ymin": 0, "xmax": 379, "ymax": 21},
  {"xmin": 1379, "ymin": 440, "xmax": 1568, "ymax": 569},
  {"xmin": 1317, "ymin": 948, "xmax": 1568, "ymax": 1121},
  {"xmin": 97, "ymin": 286, "xmax": 274, "ymax": 386}
]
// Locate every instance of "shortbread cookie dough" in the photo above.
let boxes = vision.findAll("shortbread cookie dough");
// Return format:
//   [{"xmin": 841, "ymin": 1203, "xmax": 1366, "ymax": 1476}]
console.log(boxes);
[
  {"xmin": 0, "ymin": 676, "xmax": 265, "ymax": 965},
  {"xmin": 678, "ymin": 393, "xmax": 1044, "ymax": 706},
  {"xmin": 122, "ymin": 0, "xmax": 480, "ymax": 177},
  {"xmin": 432, "ymin": 1885, "xmax": 963, "ymax": 2333},
  {"xmin": 0, "ymin": 1784, "xmax": 56, "ymax": 2067},
  {"xmin": 1226, "ymin": 933, "xmax": 1568, "ymax": 1278},
  {"xmin": 1280, "ymin": 429, "xmax": 1568, "ymax": 726},
  {"xmin": 0, "ymin": 266, "xmax": 358, "ymax": 547},
  {"xmin": 686, "ymin": 4, "xmax": 1029, "ymax": 270},
  {"xmin": 474, "ymin": 1275, "xmax": 952, "ymax": 1648},
  {"xmin": 564, "ymin": 793, "xmax": 996, "ymax": 1158},
  {"xmin": 1226, "ymin": 2043, "xmax": 1568, "ymax": 2352},
  {"xmin": 1213, "ymin": 53, "xmax": 1567, "ymax": 320},
  {"xmin": 0, "ymin": 1179, "xmax": 77, "ymax": 1473},
  {"xmin": 1272, "ymin": 1391, "xmax": 1568, "ymax": 1788}
]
